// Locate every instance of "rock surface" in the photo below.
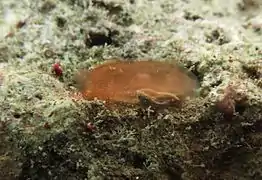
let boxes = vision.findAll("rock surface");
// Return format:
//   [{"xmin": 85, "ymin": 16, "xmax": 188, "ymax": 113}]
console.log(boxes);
[{"xmin": 0, "ymin": 0, "xmax": 261, "ymax": 179}]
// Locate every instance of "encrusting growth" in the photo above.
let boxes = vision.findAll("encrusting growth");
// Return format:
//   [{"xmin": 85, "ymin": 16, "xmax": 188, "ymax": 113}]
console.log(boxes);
[
  {"xmin": 75, "ymin": 59, "xmax": 199, "ymax": 108},
  {"xmin": 215, "ymin": 84, "xmax": 248, "ymax": 120}
]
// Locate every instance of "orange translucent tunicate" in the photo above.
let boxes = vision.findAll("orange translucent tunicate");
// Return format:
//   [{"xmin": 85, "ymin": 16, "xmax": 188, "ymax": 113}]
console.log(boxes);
[{"xmin": 76, "ymin": 59, "xmax": 199, "ymax": 107}]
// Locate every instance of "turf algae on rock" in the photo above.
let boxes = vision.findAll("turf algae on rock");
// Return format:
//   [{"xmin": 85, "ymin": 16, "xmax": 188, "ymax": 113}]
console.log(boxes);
[{"xmin": 0, "ymin": 0, "xmax": 262, "ymax": 179}]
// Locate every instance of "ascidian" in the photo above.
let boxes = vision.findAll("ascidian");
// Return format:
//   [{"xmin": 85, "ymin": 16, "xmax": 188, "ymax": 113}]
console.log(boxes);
[{"xmin": 75, "ymin": 59, "xmax": 199, "ymax": 109}]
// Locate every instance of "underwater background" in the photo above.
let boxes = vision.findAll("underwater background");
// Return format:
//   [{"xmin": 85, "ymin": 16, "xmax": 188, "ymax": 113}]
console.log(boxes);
[{"xmin": 0, "ymin": 0, "xmax": 262, "ymax": 179}]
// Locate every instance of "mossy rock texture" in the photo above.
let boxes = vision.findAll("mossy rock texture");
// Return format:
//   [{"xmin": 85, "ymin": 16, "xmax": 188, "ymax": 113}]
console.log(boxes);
[{"xmin": 0, "ymin": 0, "xmax": 262, "ymax": 179}]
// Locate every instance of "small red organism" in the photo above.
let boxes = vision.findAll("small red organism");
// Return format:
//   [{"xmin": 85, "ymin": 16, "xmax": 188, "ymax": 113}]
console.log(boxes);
[
  {"xmin": 215, "ymin": 84, "xmax": 247, "ymax": 120},
  {"xmin": 216, "ymin": 94, "xmax": 235, "ymax": 120},
  {"xmin": 43, "ymin": 122, "xmax": 51, "ymax": 129},
  {"xmin": 52, "ymin": 62, "xmax": 63, "ymax": 77},
  {"xmin": 86, "ymin": 122, "xmax": 96, "ymax": 132}
]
